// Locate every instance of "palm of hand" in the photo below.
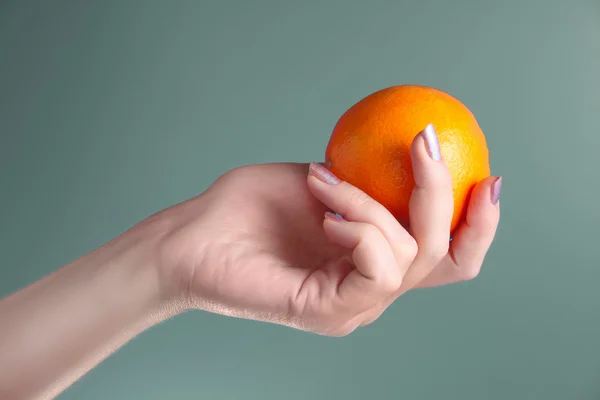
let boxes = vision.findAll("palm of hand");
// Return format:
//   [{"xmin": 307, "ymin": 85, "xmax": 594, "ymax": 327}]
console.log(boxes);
[{"xmin": 184, "ymin": 163, "xmax": 359, "ymax": 334}]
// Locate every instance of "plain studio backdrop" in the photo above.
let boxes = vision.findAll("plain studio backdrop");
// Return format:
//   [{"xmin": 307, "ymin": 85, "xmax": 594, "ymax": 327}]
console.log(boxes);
[{"xmin": 1, "ymin": 1, "xmax": 599, "ymax": 399}]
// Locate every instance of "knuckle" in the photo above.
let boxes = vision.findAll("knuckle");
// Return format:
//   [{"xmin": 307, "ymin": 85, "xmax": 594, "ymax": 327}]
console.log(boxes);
[
  {"xmin": 348, "ymin": 189, "xmax": 373, "ymax": 209},
  {"xmin": 398, "ymin": 237, "xmax": 419, "ymax": 262},
  {"xmin": 421, "ymin": 241, "xmax": 450, "ymax": 263},
  {"xmin": 428, "ymin": 171, "xmax": 454, "ymax": 194},
  {"xmin": 459, "ymin": 264, "xmax": 482, "ymax": 281},
  {"xmin": 381, "ymin": 273, "xmax": 403, "ymax": 293},
  {"xmin": 359, "ymin": 224, "xmax": 382, "ymax": 243},
  {"xmin": 216, "ymin": 165, "xmax": 246, "ymax": 183}
]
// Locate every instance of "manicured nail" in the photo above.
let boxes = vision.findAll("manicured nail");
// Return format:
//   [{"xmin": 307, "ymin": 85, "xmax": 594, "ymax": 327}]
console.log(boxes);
[
  {"xmin": 309, "ymin": 162, "xmax": 341, "ymax": 184},
  {"xmin": 324, "ymin": 211, "xmax": 344, "ymax": 221},
  {"xmin": 491, "ymin": 176, "xmax": 502, "ymax": 205},
  {"xmin": 421, "ymin": 123, "xmax": 441, "ymax": 161}
]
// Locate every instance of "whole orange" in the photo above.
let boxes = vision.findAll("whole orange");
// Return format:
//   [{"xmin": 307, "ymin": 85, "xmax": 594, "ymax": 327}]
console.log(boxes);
[{"xmin": 325, "ymin": 85, "xmax": 490, "ymax": 233}]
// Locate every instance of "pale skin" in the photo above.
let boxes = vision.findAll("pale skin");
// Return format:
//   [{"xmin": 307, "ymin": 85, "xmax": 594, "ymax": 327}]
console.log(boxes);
[{"xmin": 0, "ymin": 124, "xmax": 501, "ymax": 400}]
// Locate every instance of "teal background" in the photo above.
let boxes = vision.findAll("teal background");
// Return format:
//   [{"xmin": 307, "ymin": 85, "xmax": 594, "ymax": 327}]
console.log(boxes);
[{"xmin": 1, "ymin": 0, "xmax": 600, "ymax": 399}]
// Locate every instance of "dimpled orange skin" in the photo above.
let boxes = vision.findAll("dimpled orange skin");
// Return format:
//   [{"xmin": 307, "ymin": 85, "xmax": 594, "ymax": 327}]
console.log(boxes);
[{"xmin": 325, "ymin": 85, "xmax": 490, "ymax": 233}]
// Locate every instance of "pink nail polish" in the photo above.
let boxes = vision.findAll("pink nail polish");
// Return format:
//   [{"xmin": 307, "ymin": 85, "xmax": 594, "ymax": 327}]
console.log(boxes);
[
  {"xmin": 491, "ymin": 176, "xmax": 502, "ymax": 205},
  {"xmin": 421, "ymin": 123, "xmax": 441, "ymax": 161},
  {"xmin": 324, "ymin": 211, "xmax": 344, "ymax": 221},
  {"xmin": 309, "ymin": 162, "xmax": 341, "ymax": 185}
]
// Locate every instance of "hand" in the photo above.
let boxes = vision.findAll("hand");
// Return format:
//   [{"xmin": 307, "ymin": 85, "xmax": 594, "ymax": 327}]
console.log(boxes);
[
  {"xmin": 0, "ymin": 127, "xmax": 502, "ymax": 400},
  {"xmin": 151, "ymin": 127, "xmax": 501, "ymax": 336}
]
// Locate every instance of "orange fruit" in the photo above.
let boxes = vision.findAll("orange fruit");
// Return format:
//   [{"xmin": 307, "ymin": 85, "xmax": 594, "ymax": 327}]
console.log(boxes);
[{"xmin": 325, "ymin": 85, "xmax": 490, "ymax": 233}]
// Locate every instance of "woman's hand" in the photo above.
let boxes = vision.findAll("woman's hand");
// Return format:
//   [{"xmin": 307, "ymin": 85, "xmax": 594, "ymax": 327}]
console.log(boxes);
[
  {"xmin": 0, "ymin": 124, "xmax": 501, "ymax": 398},
  {"xmin": 155, "ymin": 124, "xmax": 502, "ymax": 336}
]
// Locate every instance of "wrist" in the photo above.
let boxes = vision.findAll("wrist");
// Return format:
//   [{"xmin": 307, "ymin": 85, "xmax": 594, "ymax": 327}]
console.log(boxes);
[
  {"xmin": 103, "ymin": 223, "xmax": 186, "ymax": 319},
  {"xmin": 120, "ymin": 207, "xmax": 205, "ymax": 314}
]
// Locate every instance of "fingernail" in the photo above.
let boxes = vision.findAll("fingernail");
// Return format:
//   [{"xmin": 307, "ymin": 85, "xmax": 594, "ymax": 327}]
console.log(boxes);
[
  {"xmin": 421, "ymin": 123, "xmax": 441, "ymax": 161},
  {"xmin": 324, "ymin": 211, "xmax": 344, "ymax": 221},
  {"xmin": 309, "ymin": 162, "xmax": 341, "ymax": 184},
  {"xmin": 491, "ymin": 176, "xmax": 502, "ymax": 205}
]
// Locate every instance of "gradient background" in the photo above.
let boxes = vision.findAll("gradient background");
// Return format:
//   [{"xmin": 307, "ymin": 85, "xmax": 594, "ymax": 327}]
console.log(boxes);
[{"xmin": 1, "ymin": 1, "xmax": 600, "ymax": 399}]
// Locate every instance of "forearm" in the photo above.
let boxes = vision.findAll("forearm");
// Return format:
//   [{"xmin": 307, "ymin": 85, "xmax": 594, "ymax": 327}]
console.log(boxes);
[{"xmin": 0, "ymin": 233, "xmax": 176, "ymax": 400}]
